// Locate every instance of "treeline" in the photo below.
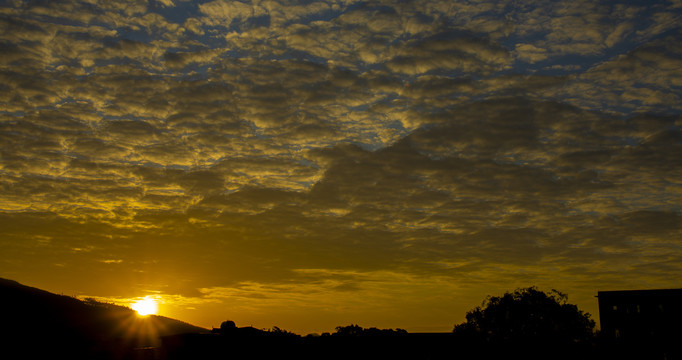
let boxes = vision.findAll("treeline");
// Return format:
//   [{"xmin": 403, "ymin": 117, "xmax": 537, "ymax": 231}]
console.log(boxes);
[
  {"xmin": 166, "ymin": 287, "xmax": 674, "ymax": 360},
  {"xmin": 212, "ymin": 319, "xmax": 407, "ymax": 338},
  {"xmin": 166, "ymin": 323, "xmax": 451, "ymax": 360}
]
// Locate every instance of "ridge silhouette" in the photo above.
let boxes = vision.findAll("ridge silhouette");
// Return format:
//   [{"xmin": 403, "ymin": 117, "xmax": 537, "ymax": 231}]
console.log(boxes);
[{"xmin": 0, "ymin": 278, "xmax": 205, "ymax": 360}]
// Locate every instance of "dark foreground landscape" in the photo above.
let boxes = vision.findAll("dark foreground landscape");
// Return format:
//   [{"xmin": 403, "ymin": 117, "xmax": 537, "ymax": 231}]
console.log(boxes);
[{"xmin": 1, "ymin": 278, "xmax": 680, "ymax": 360}]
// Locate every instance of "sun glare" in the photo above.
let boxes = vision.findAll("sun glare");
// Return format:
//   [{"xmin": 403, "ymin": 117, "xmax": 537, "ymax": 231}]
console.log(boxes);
[{"xmin": 131, "ymin": 296, "xmax": 158, "ymax": 316}]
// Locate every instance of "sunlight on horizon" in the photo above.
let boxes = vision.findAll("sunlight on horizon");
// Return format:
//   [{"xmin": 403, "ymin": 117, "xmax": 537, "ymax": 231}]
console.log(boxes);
[{"xmin": 131, "ymin": 296, "xmax": 158, "ymax": 316}]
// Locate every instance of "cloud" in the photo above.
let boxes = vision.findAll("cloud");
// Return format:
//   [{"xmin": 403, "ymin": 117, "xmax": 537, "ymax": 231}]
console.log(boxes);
[
  {"xmin": 157, "ymin": 0, "xmax": 175, "ymax": 8},
  {"xmin": 386, "ymin": 31, "xmax": 512, "ymax": 75},
  {"xmin": 515, "ymin": 43, "xmax": 549, "ymax": 63},
  {"xmin": 557, "ymin": 30, "xmax": 682, "ymax": 112},
  {"xmin": 199, "ymin": 0, "xmax": 265, "ymax": 26},
  {"xmin": 163, "ymin": 49, "xmax": 221, "ymax": 69}
]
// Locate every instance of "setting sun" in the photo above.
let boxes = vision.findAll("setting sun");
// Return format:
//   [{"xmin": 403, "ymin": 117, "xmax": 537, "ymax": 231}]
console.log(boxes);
[{"xmin": 131, "ymin": 297, "xmax": 158, "ymax": 316}]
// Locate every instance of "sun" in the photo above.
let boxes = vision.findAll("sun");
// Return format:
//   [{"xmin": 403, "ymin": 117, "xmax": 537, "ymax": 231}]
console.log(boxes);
[{"xmin": 131, "ymin": 296, "xmax": 158, "ymax": 316}]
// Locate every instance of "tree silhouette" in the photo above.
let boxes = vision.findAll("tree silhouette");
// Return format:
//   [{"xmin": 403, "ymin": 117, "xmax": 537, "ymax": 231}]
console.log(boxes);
[
  {"xmin": 334, "ymin": 324, "xmax": 364, "ymax": 336},
  {"xmin": 333, "ymin": 324, "xmax": 408, "ymax": 337},
  {"xmin": 453, "ymin": 287, "xmax": 595, "ymax": 348},
  {"xmin": 269, "ymin": 326, "xmax": 298, "ymax": 337}
]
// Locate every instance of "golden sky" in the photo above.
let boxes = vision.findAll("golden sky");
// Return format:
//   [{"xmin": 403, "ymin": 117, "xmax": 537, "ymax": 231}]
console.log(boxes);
[{"xmin": 1, "ymin": 0, "xmax": 681, "ymax": 334}]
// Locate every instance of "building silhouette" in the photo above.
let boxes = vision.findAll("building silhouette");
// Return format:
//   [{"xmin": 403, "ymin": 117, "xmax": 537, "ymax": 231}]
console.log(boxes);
[{"xmin": 597, "ymin": 289, "xmax": 682, "ymax": 359}]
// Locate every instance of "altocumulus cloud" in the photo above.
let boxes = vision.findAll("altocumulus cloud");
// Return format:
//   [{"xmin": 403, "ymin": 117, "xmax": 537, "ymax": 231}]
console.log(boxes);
[{"xmin": 0, "ymin": 0, "xmax": 681, "ymax": 332}]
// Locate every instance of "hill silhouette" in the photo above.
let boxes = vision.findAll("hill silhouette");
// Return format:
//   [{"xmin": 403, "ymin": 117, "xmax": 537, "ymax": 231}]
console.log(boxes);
[{"xmin": 0, "ymin": 278, "xmax": 206, "ymax": 359}]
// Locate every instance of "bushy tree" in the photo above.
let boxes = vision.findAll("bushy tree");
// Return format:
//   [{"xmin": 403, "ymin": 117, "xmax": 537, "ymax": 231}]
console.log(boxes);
[
  {"xmin": 334, "ymin": 324, "xmax": 408, "ymax": 337},
  {"xmin": 334, "ymin": 324, "xmax": 365, "ymax": 336},
  {"xmin": 269, "ymin": 326, "xmax": 298, "ymax": 337},
  {"xmin": 453, "ymin": 287, "xmax": 595, "ymax": 346}
]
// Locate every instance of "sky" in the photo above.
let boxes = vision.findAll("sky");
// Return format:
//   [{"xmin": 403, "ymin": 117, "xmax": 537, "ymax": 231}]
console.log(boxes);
[{"xmin": 1, "ymin": 0, "xmax": 681, "ymax": 334}]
